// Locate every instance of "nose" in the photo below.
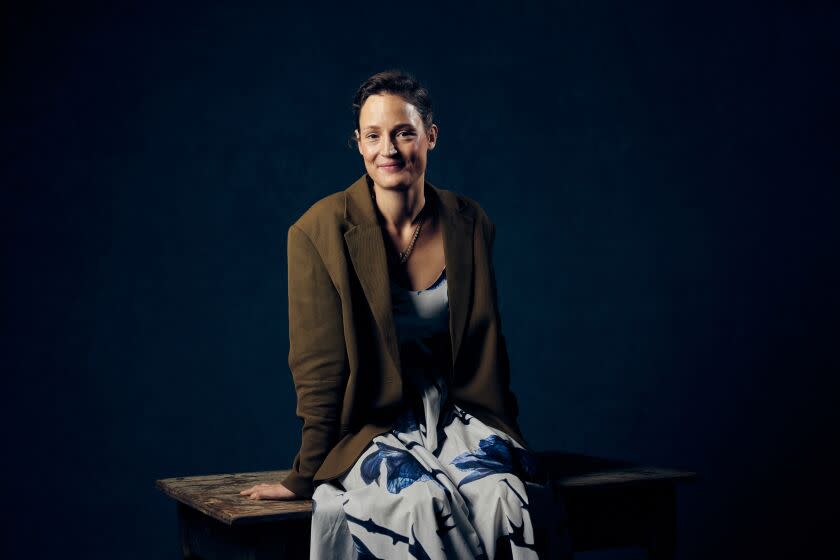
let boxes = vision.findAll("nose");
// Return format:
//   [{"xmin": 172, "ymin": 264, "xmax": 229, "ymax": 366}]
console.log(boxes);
[{"xmin": 380, "ymin": 136, "xmax": 397, "ymax": 157}]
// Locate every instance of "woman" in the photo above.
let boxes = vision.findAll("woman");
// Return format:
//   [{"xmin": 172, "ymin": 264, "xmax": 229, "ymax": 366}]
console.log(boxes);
[{"xmin": 240, "ymin": 70, "xmax": 561, "ymax": 559}]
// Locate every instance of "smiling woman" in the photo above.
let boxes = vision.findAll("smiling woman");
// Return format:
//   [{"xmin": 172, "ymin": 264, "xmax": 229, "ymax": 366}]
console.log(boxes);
[
  {"xmin": 353, "ymin": 85, "xmax": 437, "ymax": 197},
  {"xmin": 239, "ymin": 69, "xmax": 562, "ymax": 559}
]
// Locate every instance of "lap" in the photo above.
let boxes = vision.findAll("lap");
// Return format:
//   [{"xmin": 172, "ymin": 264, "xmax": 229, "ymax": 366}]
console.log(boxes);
[
  {"xmin": 311, "ymin": 402, "xmax": 547, "ymax": 560},
  {"xmin": 335, "ymin": 403, "xmax": 542, "ymax": 502}
]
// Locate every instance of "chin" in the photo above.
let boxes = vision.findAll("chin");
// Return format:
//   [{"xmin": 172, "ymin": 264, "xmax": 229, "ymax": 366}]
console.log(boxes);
[{"xmin": 373, "ymin": 172, "xmax": 409, "ymax": 189}]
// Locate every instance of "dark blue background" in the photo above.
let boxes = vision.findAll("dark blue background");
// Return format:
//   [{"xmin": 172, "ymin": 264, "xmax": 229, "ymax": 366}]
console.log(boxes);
[{"xmin": 2, "ymin": 1, "xmax": 837, "ymax": 558}]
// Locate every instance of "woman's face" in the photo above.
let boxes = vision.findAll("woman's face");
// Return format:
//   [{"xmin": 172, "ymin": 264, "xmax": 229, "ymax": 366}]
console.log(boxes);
[{"xmin": 355, "ymin": 93, "xmax": 438, "ymax": 192}]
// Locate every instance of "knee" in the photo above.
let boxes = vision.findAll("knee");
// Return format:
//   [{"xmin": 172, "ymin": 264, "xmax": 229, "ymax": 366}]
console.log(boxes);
[{"xmin": 311, "ymin": 485, "xmax": 346, "ymax": 520}]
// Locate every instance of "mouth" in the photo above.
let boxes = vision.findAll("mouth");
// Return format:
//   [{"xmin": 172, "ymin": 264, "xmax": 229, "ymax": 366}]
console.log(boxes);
[{"xmin": 378, "ymin": 162, "xmax": 404, "ymax": 172}]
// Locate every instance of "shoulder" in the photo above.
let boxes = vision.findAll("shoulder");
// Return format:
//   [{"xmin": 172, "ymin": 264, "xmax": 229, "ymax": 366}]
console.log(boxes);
[
  {"xmin": 435, "ymin": 185, "xmax": 493, "ymax": 226},
  {"xmin": 288, "ymin": 189, "xmax": 346, "ymax": 247},
  {"xmin": 435, "ymin": 186, "xmax": 495, "ymax": 242}
]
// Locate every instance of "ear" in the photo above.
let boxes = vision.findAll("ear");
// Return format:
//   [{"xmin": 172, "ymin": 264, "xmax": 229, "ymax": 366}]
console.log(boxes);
[
  {"xmin": 427, "ymin": 124, "xmax": 439, "ymax": 150},
  {"xmin": 355, "ymin": 129, "xmax": 363, "ymax": 155}
]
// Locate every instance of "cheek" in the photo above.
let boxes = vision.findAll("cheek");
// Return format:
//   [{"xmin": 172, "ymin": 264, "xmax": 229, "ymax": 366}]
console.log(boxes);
[{"xmin": 405, "ymin": 142, "xmax": 424, "ymax": 160}]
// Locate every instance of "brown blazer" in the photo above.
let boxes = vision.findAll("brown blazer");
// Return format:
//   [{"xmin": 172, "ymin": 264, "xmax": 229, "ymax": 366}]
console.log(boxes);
[{"xmin": 279, "ymin": 172, "xmax": 531, "ymax": 499}]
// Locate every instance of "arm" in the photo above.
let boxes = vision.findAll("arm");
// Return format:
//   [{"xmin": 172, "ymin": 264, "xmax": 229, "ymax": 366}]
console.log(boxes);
[{"xmin": 278, "ymin": 223, "xmax": 348, "ymax": 498}]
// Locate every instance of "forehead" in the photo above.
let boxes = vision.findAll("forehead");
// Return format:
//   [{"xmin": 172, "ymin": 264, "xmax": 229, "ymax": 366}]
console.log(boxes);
[{"xmin": 359, "ymin": 94, "xmax": 422, "ymax": 129}]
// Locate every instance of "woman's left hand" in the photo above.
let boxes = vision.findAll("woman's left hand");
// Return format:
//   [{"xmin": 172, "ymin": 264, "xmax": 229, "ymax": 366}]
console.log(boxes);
[{"xmin": 238, "ymin": 482, "xmax": 299, "ymax": 500}]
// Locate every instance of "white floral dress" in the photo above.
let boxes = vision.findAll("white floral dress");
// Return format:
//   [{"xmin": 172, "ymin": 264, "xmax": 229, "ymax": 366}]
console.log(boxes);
[{"xmin": 309, "ymin": 267, "xmax": 559, "ymax": 559}]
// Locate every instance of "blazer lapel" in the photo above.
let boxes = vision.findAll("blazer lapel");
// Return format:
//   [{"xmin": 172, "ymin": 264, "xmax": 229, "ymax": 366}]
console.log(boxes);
[
  {"xmin": 343, "ymin": 173, "xmax": 474, "ymax": 377},
  {"xmin": 438, "ymin": 185, "xmax": 474, "ymax": 372}
]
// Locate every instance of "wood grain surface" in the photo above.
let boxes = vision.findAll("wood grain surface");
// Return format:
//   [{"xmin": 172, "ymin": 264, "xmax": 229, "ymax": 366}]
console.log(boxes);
[
  {"xmin": 156, "ymin": 453, "xmax": 695, "ymax": 527},
  {"xmin": 156, "ymin": 469, "xmax": 311, "ymax": 525}
]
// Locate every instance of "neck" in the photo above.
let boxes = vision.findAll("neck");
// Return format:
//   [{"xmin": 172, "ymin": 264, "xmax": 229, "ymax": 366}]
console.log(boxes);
[{"xmin": 371, "ymin": 177, "xmax": 427, "ymax": 232}]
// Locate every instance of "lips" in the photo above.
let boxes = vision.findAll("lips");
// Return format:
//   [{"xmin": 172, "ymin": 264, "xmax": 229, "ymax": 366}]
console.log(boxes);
[{"xmin": 378, "ymin": 162, "xmax": 403, "ymax": 169}]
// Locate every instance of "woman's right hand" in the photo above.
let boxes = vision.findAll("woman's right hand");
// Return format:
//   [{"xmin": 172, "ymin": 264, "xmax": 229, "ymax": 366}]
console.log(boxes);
[{"xmin": 239, "ymin": 482, "xmax": 299, "ymax": 500}]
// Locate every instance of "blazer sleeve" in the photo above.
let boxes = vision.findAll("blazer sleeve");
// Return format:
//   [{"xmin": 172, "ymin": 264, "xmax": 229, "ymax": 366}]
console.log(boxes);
[{"xmin": 279, "ymin": 223, "xmax": 348, "ymax": 499}]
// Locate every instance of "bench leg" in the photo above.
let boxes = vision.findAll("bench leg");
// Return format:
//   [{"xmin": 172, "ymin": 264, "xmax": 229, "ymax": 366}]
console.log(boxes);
[
  {"xmin": 646, "ymin": 487, "xmax": 676, "ymax": 560},
  {"xmin": 526, "ymin": 481, "xmax": 573, "ymax": 559}
]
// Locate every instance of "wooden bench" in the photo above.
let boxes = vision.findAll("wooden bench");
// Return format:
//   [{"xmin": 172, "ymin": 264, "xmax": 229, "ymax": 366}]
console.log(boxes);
[{"xmin": 156, "ymin": 451, "xmax": 695, "ymax": 559}]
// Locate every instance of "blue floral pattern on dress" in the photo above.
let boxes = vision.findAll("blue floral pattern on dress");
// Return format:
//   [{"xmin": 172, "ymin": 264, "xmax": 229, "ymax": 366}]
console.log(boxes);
[
  {"xmin": 360, "ymin": 440, "xmax": 448, "ymax": 495},
  {"xmin": 450, "ymin": 434, "xmax": 542, "ymax": 487}
]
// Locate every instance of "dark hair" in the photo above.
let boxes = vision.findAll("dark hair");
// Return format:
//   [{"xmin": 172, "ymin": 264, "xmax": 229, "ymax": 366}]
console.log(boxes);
[{"xmin": 348, "ymin": 69, "xmax": 434, "ymax": 148}]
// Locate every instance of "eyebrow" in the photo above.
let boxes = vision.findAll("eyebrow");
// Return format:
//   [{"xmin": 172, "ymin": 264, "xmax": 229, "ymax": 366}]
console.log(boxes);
[{"xmin": 361, "ymin": 123, "xmax": 416, "ymax": 132}]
